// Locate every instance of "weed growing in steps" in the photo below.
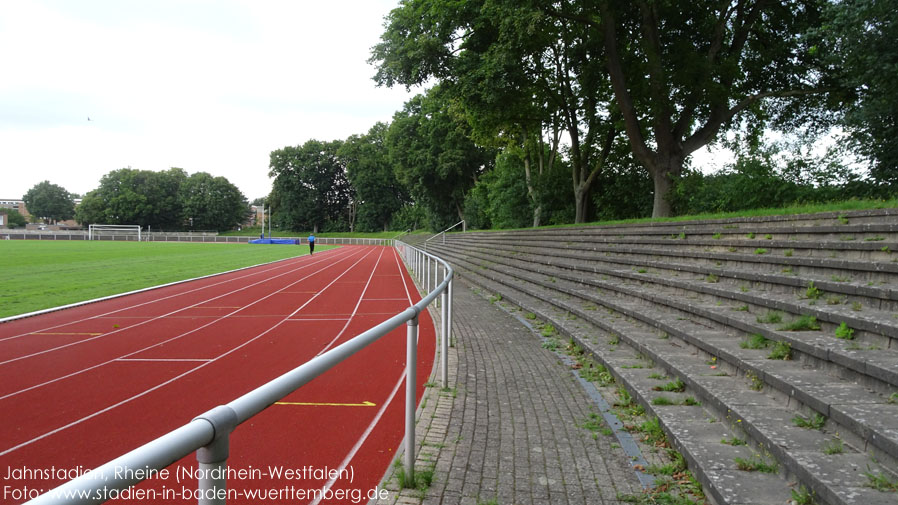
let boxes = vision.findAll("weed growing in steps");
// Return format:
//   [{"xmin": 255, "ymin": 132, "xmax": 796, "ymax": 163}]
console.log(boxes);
[
  {"xmin": 653, "ymin": 378, "xmax": 686, "ymax": 393},
  {"xmin": 778, "ymin": 315, "xmax": 820, "ymax": 331},
  {"xmin": 822, "ymin": 438, "xmax": 844, "ymax": 455},
  {"xmin": 792, "ymin": 413, "xmax": 826, "ymax": 430},
  {"xmin": 734, "ymin": 456, "xmax": 779, "ymax": 473},
  {"xmin": 767, "ymin": 340, "xmax": 793, "ymax": 360},
  {"xmin": 740, "ymin": 333, "xmax": 771, "ymax": 349},
  {"xmin": 806, "ymin": 281, "xmax": 822, "ymax": 300},
  {"xmin": 746, "ymin": 371, "xmax": 764, "ymax": 391},
  {"xmin": 864, "ymin": 469, "xmax": 898, "ymax": 492},
  {"xmin": 835, "ymin": 322, "xmax": 855, "ymax": 340},
  {"xmin": 791, "ymin": 486, "xmax": 816, "ymax": 505},
  {"xmin": 757, "ymin": 311, "xmax": 784, "ymax": 324}
]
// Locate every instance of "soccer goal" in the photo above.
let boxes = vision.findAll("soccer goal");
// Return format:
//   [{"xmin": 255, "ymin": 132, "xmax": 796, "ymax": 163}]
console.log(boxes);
[{"xmin": 88, "ymin": 224, "xmax": 142, "ymax": 241}]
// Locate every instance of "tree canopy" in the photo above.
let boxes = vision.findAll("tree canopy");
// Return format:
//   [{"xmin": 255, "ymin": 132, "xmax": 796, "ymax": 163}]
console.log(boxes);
[
  {"xmin": 820, "ymin": 0, "xmax": 898, "ymax": 185},
  {"xmin": 23, "ymin": 181, "xmax": 75, "ymax": 224},
  {"xmin": 75, "ymin": 167, "xmax": 249, "ymax": 231},
  {"xmin": 385, "ymin": 87, "xmax": 495, "ymax": 230},
  {"xmin": 339, "ymin": 123, "xmax": 410, "ymax": 232},
  {"xmin": 180, "ymin": 172, "xmax": 251, "ymax": 232},
  {"xmin": 269, "ymin": 140, "xmax": 352, "ymax": 233}
]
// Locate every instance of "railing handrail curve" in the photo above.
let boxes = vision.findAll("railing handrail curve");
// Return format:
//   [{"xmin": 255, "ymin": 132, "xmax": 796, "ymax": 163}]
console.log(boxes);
[{"xmin": 423, "ymin": 220, "xmax": 465, "ymax": 250}]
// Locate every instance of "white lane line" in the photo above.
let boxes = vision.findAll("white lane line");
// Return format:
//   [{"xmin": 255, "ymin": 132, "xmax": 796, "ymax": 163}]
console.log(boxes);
[{"xmin": 115, "ymin": 358, "xmax": 212, "ymax": 362}]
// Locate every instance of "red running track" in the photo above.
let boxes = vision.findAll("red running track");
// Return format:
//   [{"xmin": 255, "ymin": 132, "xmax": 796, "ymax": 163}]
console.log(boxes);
[{"xmin": 0, "ymin": 245, "xmax": 435, "ymax": 504}]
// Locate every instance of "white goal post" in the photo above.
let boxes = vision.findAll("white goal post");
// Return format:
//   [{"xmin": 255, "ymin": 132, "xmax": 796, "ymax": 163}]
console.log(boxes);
[{"xmin": 88, "ymin": 224, "xmax": 142, "ymax": 241}]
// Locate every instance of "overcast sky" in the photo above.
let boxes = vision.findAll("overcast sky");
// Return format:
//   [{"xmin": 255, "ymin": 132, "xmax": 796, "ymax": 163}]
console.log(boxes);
[{"xmin": 0, "ymin": 0, "xmax": 417, "ymax": 201}]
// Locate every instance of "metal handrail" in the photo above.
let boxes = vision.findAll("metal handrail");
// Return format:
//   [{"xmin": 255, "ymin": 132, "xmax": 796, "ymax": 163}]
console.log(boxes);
[
  {"xmin": 24, "ymin": 242, "xmax": 453, "ymax": 505},
  {"xmin": 423, "ymin": 220, "xmax": 465, "ymax": 250}
]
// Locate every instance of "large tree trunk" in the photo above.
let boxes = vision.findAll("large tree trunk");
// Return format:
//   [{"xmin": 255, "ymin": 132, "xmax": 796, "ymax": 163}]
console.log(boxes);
[
  {"xmin": 574, "ymin": 182, "xmax": 590, "ymax": 224},
  {"xmin": 532, "ymin": 206, "xmax": 542, "ymax": 228},
  {"xmin": 522, "ymin": 150, "xmax": 542, "ymax": 227},
  {"xmin": 649, "ymin": 151, "xmax": 685, "ymax": 218},
  {"xmin": 651, "ymin": 168, "xmax": 674, "ymax": 218}
]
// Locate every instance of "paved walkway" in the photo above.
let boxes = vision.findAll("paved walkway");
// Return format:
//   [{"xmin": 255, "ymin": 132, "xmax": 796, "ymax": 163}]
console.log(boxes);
[{"xmin": 378, "ymin": 279, "xmax": 642, "ymax": 505}]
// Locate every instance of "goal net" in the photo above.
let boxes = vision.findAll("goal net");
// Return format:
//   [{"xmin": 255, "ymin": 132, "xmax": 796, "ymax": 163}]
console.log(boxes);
[{"xmin": 88, "ymin": 224, "xmax": 142, "ymax": 241}]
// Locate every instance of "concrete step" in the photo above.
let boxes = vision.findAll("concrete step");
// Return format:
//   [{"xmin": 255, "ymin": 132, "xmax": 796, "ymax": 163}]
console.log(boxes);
[{"xmin": 429, "ymin": 242, "xmax": 898, "ymax": 505}]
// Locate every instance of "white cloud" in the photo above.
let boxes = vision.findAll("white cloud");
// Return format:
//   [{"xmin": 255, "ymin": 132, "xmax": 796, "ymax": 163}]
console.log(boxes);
[{"xmin": 0, "ymin": 0, "xmax": 414, "ymax": 200}]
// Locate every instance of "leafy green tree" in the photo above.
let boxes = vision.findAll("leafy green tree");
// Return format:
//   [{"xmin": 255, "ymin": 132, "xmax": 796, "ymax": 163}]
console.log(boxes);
[
  {"xmin": 339, "ymin": 123, "xmax": 409, "ymax": 232},
  {"xmin": 372, "ymin": 0, "xmax": 625, "ymax": 224},
  {"xmin": 820, "ymin": 0, "xmax": 898, "ymax": 185},
  {"xmin": 554, "ymin": 0, "xmax": 837, "ymax": 217},
  {"xmin": 180, "ymin": 172, "xmax": 250, "ymax": 231},
  {"xmin": 23, "ymin": 181, "xmax": 75, "ymax": 224},
  {"xmin": 386, "ymin": 88, "xmax": 494, "ymax": 230},
  {"xmin": 465, "ymin": 148, "xmax": 573, "ymax": 229},
  {"xmin": 75, "ymin": 168, "xmax": 186, "ymax": 228},
  {"xmin": 268, "ymin": 140, "xmax": 352, "ymax": 233},
  {"xmin": 1, "ymin": 208, "xmax": 28, "ymax": 228}
]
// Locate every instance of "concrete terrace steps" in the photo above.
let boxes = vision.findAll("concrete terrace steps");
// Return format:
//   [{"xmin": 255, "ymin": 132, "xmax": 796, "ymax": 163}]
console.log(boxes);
[
  {"xmin": 435, "ymin": 246, "xmax": 897, "ymax": 505},
  {"xmin": 441, "ymin": 244, "xmax": 898, "ymax": 391},
  {"xmin": 425, "ymin": 208, "xmax": 898, "ymax": 505},
  {"xmin": 445, "ymin": 239, "xmax": 898, "ymax": 311}
]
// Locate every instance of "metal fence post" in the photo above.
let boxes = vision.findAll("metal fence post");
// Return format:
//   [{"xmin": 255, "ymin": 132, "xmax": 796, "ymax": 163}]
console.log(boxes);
[
  {"xmin": 441, "ymin": 270, "xmax": 448, "ymax": 388},
  {"xmin": 194, "ymin": 406, "xmax": 238, "ymax": 505},
  {"xmin": 447, "ymin": 277, "xmax": 454, "ymax": 349},
  {"xmin": 405, "ymin": 313, "xmax": 419, "ymax": 486}
]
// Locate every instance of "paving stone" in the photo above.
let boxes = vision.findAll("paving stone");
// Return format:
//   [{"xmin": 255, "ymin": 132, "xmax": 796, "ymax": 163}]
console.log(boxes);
[{"xmin": 389, "ymin": 279, "xmax": 644, "ymax": 505}]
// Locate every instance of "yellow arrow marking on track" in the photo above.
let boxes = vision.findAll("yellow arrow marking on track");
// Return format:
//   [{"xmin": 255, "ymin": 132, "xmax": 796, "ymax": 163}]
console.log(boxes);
[{"xmin": 275, "ymin": 401, "xmax": 376, "ymax": 407}]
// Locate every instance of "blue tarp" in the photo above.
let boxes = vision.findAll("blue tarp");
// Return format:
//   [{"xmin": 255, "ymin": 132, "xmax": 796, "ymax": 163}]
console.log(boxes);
[{"xmin": 249, "ymin": 238, "xmax": 300, "ymax": 245}]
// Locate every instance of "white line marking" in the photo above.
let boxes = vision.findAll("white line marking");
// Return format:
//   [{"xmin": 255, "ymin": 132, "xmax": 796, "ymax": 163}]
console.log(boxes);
[{"xmin": 115, "ymin": 358, "xmax": 212, "ymax": 362}]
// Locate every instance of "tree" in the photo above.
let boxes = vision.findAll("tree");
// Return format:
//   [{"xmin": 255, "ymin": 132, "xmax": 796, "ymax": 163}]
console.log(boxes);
[
  {"xmin": 75, "ymin": 168, "xmax": 186, "ymax": 228},
  {"xmin": 268, "ymin": 140, "xmax": 352, "ymax": 233},
  {"xmin": 371, "ymin": 0, "xmax": 625, "ymax": 224},
  {"xmin": 180, "ymin": 172, "xmax": 250, "ymax": 231},
  {"xmin": 582, "ymin": 0, "xmax": 835, "ymax": 217},
  {"xmin": 339, "ymin": 123, "xmax": 410, "ymax": 232},
  {"xmin": 386, "ymin": 88, "xmax": 494, "ymax": 231},
  {"xmin": 1, "ymin": 208, "xmax": 27, "ymax": 228},
  {"xmin": 23, "ymin": 181, "xmax": 75, "ymax": 224},
  {"xmin": 821, "ymin": 0, "xmax": 898, "ymax": 185}
]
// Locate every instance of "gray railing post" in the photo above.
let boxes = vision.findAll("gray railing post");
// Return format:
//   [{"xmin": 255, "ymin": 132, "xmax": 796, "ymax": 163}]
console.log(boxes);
[
  {"xmin": 405, "ymin": 312, "xmax": 420, "ymax": 486},
  {"xmin": 441, "ymin": 267, "xmax": 449, "ymax": 388},
  {"xmin": 193, "ymin": 406, "xmax": 239, "ymax": 505},
  {"xmin": 448, "ymin": 277, "xmax": 454, "ymax": 349}
]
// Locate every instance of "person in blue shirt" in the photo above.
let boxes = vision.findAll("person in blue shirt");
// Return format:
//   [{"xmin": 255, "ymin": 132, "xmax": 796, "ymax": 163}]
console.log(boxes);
[{"xmin": 308, "ymin": 233, "xmax": 316, "ymax": 255}]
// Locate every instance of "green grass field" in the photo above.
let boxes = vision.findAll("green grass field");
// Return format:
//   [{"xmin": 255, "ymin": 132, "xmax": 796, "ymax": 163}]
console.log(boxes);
[{"xmin": 0, "ymin": 241, "xmax": 336, "ymax": 318}]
